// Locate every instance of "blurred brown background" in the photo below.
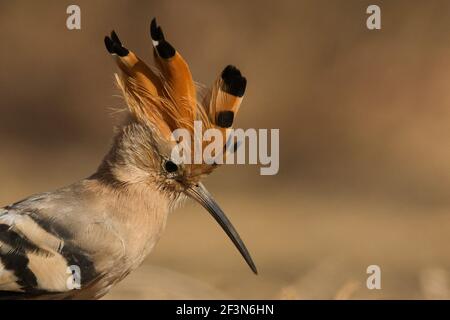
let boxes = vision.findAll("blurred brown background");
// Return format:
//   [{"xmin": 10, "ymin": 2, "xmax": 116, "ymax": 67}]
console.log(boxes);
[{"xmin": 1, "ymin": 0, "xmax": 450, "ymax": 299}]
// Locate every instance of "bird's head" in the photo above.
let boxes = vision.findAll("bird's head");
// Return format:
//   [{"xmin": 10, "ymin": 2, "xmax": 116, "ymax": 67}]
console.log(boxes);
[{"xmin": 102, "ymin": 18, "xmax": 256, "ymax": 274}]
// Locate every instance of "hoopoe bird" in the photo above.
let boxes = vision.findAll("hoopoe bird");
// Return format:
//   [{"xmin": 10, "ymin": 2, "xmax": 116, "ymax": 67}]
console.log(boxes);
[{"xmin": 0, "ymin": 18, "xmax": 256, "ymax": 299}]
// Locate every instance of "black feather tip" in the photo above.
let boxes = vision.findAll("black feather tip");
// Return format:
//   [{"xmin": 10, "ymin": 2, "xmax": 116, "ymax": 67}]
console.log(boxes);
[
  {"xmin": 150, "ymin": 18, "xmax": 165, "ymax": 41},
  {"xmin": 150, "ymin": 18, "xmax": 175, "ymax": 59},
  {"xmin": 217, "ymin": 111, "xmax": 235, "ymax": 128},
  {"xmin": 221, "ymin": 65, "xmax": 247, "ymax": 97},
  {"xmin": 104, "ymin": 30, "xmax": 129, "ymax": 57},
  {"xmin": 110, "ymin": 30, "xmax": 122, "ymax": 45}
]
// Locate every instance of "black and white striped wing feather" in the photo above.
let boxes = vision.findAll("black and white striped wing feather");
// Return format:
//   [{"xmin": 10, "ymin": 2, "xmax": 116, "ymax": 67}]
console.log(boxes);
[{"xmin": 0, "ymin": 197, "xmax": 100, "ymax": 299}]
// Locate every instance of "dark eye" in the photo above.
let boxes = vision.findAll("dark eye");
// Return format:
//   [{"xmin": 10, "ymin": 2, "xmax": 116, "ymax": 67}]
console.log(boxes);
[{"xmin": 164, "ymin": 160, "xmax": 178, "ymax": 173}]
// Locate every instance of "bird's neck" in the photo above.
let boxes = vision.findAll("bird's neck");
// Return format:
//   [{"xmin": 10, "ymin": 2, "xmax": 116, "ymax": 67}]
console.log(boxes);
[
  {"xmin": 112, "ymin": 182, "xmax": 171, "ymax": 264},
  {"xmin": 87, "ymin": 160, "xmax": 173, "ymax": 273}
]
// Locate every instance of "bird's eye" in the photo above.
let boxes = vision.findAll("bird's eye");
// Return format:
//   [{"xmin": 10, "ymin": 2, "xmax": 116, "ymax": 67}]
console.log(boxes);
[{"xmin": 164, "ymin": 160, "xmax": 178, "ymax": 173}]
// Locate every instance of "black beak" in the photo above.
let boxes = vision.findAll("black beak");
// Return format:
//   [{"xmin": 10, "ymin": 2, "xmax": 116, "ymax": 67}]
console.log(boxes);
[{"xmin": 186, "ymin": 183, "xmax": 258, "ymax": 274}]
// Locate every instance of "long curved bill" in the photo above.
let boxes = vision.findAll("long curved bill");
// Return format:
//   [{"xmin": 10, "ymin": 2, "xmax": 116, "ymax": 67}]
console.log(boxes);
[{"xmin": 186, "ymin": 183, "xmax": 258, "ymax": 274}]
